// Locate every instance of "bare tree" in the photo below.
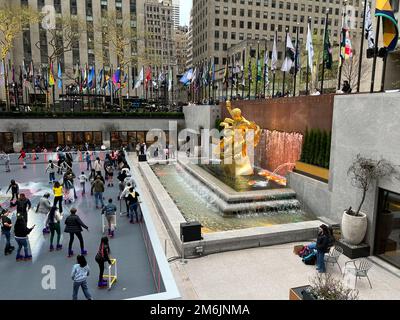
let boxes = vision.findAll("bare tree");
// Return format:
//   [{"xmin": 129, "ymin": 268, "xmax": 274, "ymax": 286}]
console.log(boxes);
[
  {"xmin": 0, "ymin": 4, "xmax": 40, "ymax": 111},
  {"xmin": 341, "ymin": 55, "xmax": 370, "ymax": 90},
  {"xmin": 347, "ymin": 154, "xmax": 398, "ymax": 216}
]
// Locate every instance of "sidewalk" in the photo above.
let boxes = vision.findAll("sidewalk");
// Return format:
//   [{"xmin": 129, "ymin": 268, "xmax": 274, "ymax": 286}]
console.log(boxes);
[{"xmin": 130, "ymin": 154, "xmax": 400, "ymax": 300}]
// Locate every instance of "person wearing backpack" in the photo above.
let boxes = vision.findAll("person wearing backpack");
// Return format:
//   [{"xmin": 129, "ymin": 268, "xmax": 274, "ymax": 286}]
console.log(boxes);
[
  {"xmin": 316, "ymin": 225, "xmax": 330, "ymax": 273},
  {"xmin": 71, "ymin": 255, "xmax": 92, "ymax": 300},
  {"xmin": 102, "ymin": 199, "xmax": 117, "ymax": 237},
  {"xmin": 95, "ymin": 236, "xmax": 113, "ymax": 288}
]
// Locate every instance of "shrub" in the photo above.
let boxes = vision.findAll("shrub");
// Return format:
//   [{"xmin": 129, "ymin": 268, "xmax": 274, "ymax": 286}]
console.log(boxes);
[{"xmin": 306, "ymin": 273, "xmax": 359, "ymax": 300}]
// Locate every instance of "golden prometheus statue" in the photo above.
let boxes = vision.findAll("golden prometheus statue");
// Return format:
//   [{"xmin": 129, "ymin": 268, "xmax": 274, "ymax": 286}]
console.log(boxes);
[{"xmin": 216, "ymin": 100, "xmax": 261, "ymax": 176}]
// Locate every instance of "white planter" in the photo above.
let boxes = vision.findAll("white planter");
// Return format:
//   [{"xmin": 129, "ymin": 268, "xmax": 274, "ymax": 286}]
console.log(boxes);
[{"xmin": 341, "ymin": 210, "xmax": 368, "ymax": 245}]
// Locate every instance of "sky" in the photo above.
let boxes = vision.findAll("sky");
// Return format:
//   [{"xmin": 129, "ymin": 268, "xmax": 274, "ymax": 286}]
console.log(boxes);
[{"xmin": 180, "ymin": 1, "xmax": 192, "ymax": 26}]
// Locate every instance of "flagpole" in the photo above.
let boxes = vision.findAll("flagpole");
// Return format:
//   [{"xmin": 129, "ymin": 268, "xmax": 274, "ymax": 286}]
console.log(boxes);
[
  {"xmin": 208, "ymin": 58, "xmax": 211, "ymax": 102},
  {"xmin": 321, "ymin": 11, "xmax": 329, "ymax": 94},
  {"xmin": 264, "ymin": 42, "xmax": 267, "ymax": 98},
  {"xmin": 282, "ymin": 27, "xmax": 289, "ymax": 97},
  {"xmin": 370, "ymin": 16, "xmax": 381, "ymax": 93},
  {"xmin": 230, "ymin": 55, "xmax": 234, "ymax": 100},
  {"xmin": 294, "ymin": 24, "xmax": 299, "ymax": 97},
  {"xmin": 248, "ymin": 47, "xmax": 252, "ymax": 100},
  {"xmin": 242, "ymin": 48, "xmax": 245, "ymax": 100},
  {"xmin": 380, "ymin": 48, "xmax": 388, "ymax": 92},
  {"xmin": 256, "ymin": 42, "xmax": 260, "ymax": 99},
  {"xmin": 357, "ymin": 0, "xmax": 368, "ymax": 92},
  {"xmin": 306, "ymin": 17, "xmax": 311, "ymax": 95},
  {"xmin": 225, "ymin": 55, "xmax": 228, "ymax": 101},
  {"xmin": 337, "ymin": 1, "xmax": 347, "ymax": 90}
]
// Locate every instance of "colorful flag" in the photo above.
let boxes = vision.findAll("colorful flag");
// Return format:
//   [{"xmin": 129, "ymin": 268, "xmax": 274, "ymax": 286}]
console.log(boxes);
[
  {"xmin": 29, "ymin": 61, "xmax": 34, "ymax": 82},
  {"xmin": 340, "ymin": 19, "xmax": 353, "ymax": 67},
  {"xmin": 97, "ymin": 68, "xmax": 104, "ymax": 90},
  {"xmin": 375, "ymin": 0, "xmax": 399, "ymax": 51},
  {"xmin": 365, "ymin": 1, "xmax": 375, "ymax": 49},
  {"xmin": 256, "ymin": 48, "xmax": 262, "ymax": 81},
  {"xmin": 113, "ymin": 67, "xmax": 121, "ymax": 85},
  {"xmin": 57, "ymin": 62, "xmax": 62, "ymax": 89},
  {"xmin": 145, "ymin": 67, "xmax": 152, "ymax": 89},
  {"xmin": 271, "ymin": 33, "xmax": 278, "ymax": 71},
  {"xmin": 48, "ymin": 63, "xmax": 55, "ymax": 86},
  {"xmin": 223, "ymin": 59, "xmax": 229, "ymax": 85},
  {"xmin": 191, "ymin": 67, "xmax": 197, "ymax": 84},
  {"xmin": 306, "ymin": 22, "xmax": 314, "ymax": 73},
  {"xmin": 281, "ymin": 34, "xmax": 295, "ymax": 72}
]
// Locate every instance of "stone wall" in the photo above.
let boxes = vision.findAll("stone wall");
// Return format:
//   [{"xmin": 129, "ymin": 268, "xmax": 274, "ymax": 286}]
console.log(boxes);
[{"xmin": 220, "ymin": 94, "xmax": 335, "ymax": 134}]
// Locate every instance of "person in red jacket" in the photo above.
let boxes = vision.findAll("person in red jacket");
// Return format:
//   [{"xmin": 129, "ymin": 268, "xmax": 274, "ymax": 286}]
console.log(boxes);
[{"xmin": 18, "ymin": 149, "xmax": 27, "ymax": 169}]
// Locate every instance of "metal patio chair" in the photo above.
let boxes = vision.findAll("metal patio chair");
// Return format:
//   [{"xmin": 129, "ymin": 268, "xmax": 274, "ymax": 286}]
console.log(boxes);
[
  {"xmin": 343, "ymin": 258, "xmax": 373, "ymax": 289},
  {"xmin": 324, "ymin": 246, "xmax": 344, "ymax": 273}
]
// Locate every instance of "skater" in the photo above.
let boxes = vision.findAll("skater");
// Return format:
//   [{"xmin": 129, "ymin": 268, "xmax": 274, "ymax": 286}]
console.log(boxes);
[
  {"xmin": 120, "ymin": 182, "xmax": 132, "ymax": 215},
  {"xmin": 46, "ymin": 206, "xmax": 63, "ymax": 251},
  {"xmin": 91, "ymin": 176, "xmax": 105, "ymax": 209},
  {"xmin": 79, "ymin": 171, "xmax": 88, "ymax": 196},
  {"xmin": 18, "ymin": 149, "xmax": 27, "ymax": 168},
  {"xmin": 95, "ymin": 236, "xmax": 113, "ymax": 288},
  {"xmin": 0, "ymin": 151, "xmax": 10, "ymax": 172},
  {"xmin": 94, "ymin": 157, "xmax": 102, "ymax": 177},
  {"xmin": 16, "ymin": 193, "xmax": 32, "ymax": 224},
  {"xmin": 36, "ymin": 193, "xmax": 52, "ymax": 234},
  {"xmin": 45, "ymin": 160, "xmax": 59, "ymax": 184},
  {"xmin": 14, "ymin": 214, "xmax": 35, "ymax": 261},
  {"xmin": 104, "ymin": 154, "xmax": 112, "ymax": 180},
  {"xmin": 63, "ymin": 169, "xmax": 78, "ymax": 201},
  {"xmin": 71, "ymin": 255, "xmax": 92, "ymax": 300},
  {"xmin": 85, "ymin": 152, "xmax": 92, "ymax": 171},
  {"xmin": 110, "ymin": 150, "xmax": 118, "ymax": 168},
  {"xmin": 59, "ymin": 160, "xmax": 71, "ymax": 175},
  {"xmin": 53, "ymin": 181, "xmax": 63, "ymax": 213},
  {"xmin": 126, "ymin": 187, "xmax": 141, "ymax": 224},
  {"xmin": 6, "ymin": 179, "xmax": 19, "ymax": 205},
  {"xmin": 102, "ymin": 199, "xmax": 117, "ymax": 237},
  {"xmin": 105, "ymin": 164, "xmax": 114, "ymax": 187},
  {"xmin": 64, "ymin": 208, "xmax": 89, "ymax": 257},
  {"xmin": 1, "ymin": 208, "xmax": 14, "ymax": 256}
]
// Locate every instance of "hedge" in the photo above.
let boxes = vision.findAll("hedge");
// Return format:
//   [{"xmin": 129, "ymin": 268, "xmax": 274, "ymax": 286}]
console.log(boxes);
[{"xmin": 300, "ymin": 128, "xmax": 331, "ymax": 169}]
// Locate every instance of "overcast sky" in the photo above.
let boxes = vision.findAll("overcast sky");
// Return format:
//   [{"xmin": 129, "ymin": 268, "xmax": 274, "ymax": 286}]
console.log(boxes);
[{"xmin": 180, "ymin": 1, "xmax": 192, "ymax": 26}]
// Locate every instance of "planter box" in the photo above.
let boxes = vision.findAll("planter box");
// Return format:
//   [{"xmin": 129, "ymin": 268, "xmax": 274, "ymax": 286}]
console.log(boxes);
[
  {"xmin": 294, "ymin": 161, "xmax": 329, "ymax": 183},
  {"xmin": 289, "ymin": 285, "xmax": 315, "ymax": 300}
]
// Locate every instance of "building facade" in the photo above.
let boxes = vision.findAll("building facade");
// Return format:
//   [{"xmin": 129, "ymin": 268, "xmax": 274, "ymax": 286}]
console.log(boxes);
[
  {"xmin": 186, "ymin": 9, "xmax": 194, "ymax": 70},
  {"xmin": 192, "ymin": 0, "xmax": 365, "ymax": 72},
  {"xmin": 0, "ymin": 0, "xmax": 142, "ymax": 100}
]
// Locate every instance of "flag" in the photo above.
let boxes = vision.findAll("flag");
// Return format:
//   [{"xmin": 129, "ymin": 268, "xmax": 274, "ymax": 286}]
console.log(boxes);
[
  {"xmin": 168, "ymin": 68, "xmax": 173, "ymax": 92},
  {"xmin": 202, "ymin": 60, "xmax": 208, "ymax": 85},
  {"xmin": 264, "ymin": 49, "xmax": 269, "ymax": 85},
  {"xmin": 241, "ymin": 49, "xmax": 246, "ymax": 86},
  {"xmin": 113, "ymin": 68, "xmax": 121, "ymax": 85},
  {"xmin": 145, "ymin": 67, "xmax": 152, "ymax": 89},
  {"xmin": 306, "ymin": 22, "xmax": 314, "ymax": 73},
  {"xmin": 323, "ymin": 26, "xmax": 333, "ymax": 70},
  {"xmin": 48, "ymin": 63, "xmax": 55, "ymax": 86},
  {"xmin": 134, "ymin": 67, "xmax": 144, "ymax": 89},
  {"xmin": 97, "ymin": 68, "xmax": 104, "ymax": 90},
  {"xmin": 223, "ymin": 59, "xmax": 229, "ymax": 85},
  {"xmin": 271, "ymin": 33, "xmax": 278, "ymax": 71},
  {"xmin": 191, "ymin": 67, "xmax": 197, "ymax": 84},
  {"xmin": 375, "ymin": 0, "xmax": 399, "ymax": 51},
  {"xmin": 281, "ymin": 34, "xmax": 295, "ymax": 72},
  {"xmin": 57, "ymin": 62, "xmax": 62, "ymax": 89},
  {"xmin": 340, "ymin": 19, "xmax": 353, "ymax": 66},
  {"xmin": 29, "ymin": 61, "xmax": 34, "ymax": 82},
  {"xmin": 365, "ymin": 1, "xmax": 375, "ymax": 49},
  {"xmin": 256, "ymin": 48, "xmax": 262, "ymax": 81}
]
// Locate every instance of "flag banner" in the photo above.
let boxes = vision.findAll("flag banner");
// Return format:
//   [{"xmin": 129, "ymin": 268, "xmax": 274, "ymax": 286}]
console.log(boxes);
[
  {"xmin": 281, "ymin": 34, "xmax": 295, "ymax": 72},
  {"xmin": 323, "ymin": 27, "xmax": 333, "ymax": 70},
  {"xmin": 57, "ymin": 62, "xmax": 62, "ymax": 89},
  {"xmin": 264, "ymin": 49, "xmax": 269, "ymax": 85},
  {"xmin": 223, "ymin": 60, "xmax": 229, "ymax": 85},
  {"xmin": 113, "ymin": 68, "xmax": 121, "ymax": 85},
  {"xmin": 365, "ymin": 1, "xmax": 375, "ymax": 49},
  {"xmin": 88, "ymin": 67, "xmax": 95, "ymax": 89},
  {"xmin": 257, "ymin": 50, "xmax": 262, "ymax": 81},
  {"xmin": 48, "ymin": 63, "xmax": 55, "ymax": 87},
  {"xmin": 191, "ymin": 67, "xmax": 197, "ymax": 84},
  {"xmin": 145, "ymin": 67, "xmax": 152, "ymax": 89},
  {"xmin": 340, "ymin": 18, "xmax": 353, "ymax": 66},
  {"xmin": 29, "ymin": 61, "xmax": 34, "ymax": 82},
  {"xmin": 134, "ymin": 67, "xmax": 144, "ymax": 89},
  {"xmin": 375, "ymin": 0, "xmax": 399, "ymax": 51},
  {"xmin": 271, "ymin": 34, "xmax": 278, "ymax": 71},
  {"xmin": 306, "ymin": 22, "xmax": 314, "ymax": 73},
  {"xmin": 168, "ymin": 68, "xmax": 173, "ymax": 92},
  {"xmin": 97, "ymin": 68, "xmax": 104, "ymax": 91}
]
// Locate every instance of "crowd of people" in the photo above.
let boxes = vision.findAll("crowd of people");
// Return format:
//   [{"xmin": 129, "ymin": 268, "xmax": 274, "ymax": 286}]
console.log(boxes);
[{"xmin": 0, "ymin": 146, "xmax": 143, "ymax": 299}]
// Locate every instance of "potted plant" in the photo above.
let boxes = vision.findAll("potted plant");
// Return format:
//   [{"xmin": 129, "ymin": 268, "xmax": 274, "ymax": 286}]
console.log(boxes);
[
  {"xmin": 343, "ymin": 155, "xmax": 397, "ymax": 245},
  {"xmin": 302, "ymin": 273, "xmax": 359, "ymax": 300}
]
